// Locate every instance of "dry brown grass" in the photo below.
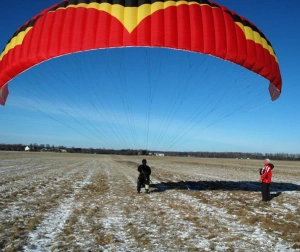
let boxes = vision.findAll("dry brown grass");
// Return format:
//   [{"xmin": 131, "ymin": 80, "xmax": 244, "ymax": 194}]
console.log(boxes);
[{"xmin": 0, "ymin": 152, "xmax": 299, "ymax": 251}]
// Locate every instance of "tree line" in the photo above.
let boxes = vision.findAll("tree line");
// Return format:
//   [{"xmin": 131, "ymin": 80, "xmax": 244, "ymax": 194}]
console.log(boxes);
[{"xmin": 0, "ymin": 143, "xmax": 299, "ymax": 161}]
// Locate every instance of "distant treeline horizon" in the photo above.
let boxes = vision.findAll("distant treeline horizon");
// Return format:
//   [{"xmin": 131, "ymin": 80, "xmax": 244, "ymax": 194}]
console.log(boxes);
[{"xmin": 0, "ymin": 143, "xmax": 299, "ymax": 161}]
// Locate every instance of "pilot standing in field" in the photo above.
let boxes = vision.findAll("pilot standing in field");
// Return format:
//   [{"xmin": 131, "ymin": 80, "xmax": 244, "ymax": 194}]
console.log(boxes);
[
  {"xmin": 137, "ymin": 159, "xmax": 151, "ymax": 193},
  {"xmin": 259, "ymin": 158, "xmax": 274, "ymax": 202}
]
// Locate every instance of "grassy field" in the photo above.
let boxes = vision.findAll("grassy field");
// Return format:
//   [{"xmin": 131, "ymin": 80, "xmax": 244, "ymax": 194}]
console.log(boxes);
[{"xmin": 0, "ymin": 151, "xmax": 299, "ymax": 251}]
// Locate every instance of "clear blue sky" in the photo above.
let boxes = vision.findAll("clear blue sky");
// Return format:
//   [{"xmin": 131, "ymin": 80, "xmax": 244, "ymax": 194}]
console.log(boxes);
[{"xmin": 0, "ymin": 0, "xmax": 299, "ymax": 154}]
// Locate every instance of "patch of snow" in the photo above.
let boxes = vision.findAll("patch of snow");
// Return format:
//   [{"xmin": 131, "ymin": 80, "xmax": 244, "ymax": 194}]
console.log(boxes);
[{"xmin": 22, "ymin": 169, "xmax": 94, "ymax": 251}]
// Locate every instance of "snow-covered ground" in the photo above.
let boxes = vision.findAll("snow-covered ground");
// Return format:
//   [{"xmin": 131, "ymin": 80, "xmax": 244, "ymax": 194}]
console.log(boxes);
[{"xmin": 0, "ymin": 152, "xmax": 299, "ymax": 251}]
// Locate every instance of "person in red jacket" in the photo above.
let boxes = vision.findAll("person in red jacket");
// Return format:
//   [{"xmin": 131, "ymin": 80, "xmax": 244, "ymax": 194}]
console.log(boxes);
[{"xmin": 259, "ymin": 159, "xmax": 274, "ymax": 201}]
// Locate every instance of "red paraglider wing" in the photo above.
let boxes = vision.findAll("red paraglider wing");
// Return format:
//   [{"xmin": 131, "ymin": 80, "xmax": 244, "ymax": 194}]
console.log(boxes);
[{"xmin": 0, "ymin": 0, "xmax": 282, "ymax": 105}]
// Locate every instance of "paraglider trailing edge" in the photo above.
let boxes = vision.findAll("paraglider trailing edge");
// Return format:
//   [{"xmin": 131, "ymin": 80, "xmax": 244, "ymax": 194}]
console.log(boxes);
[{"xmin": 0, "ymin": 0, "xmax": 282, "ymax": 105}]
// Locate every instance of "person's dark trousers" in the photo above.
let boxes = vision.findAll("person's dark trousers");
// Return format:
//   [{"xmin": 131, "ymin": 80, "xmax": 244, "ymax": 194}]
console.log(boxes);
[
  {"xmin": 261, "ymin": 183, "xmax": 270, "ymax": 201},
  {"xmin": 137, "ymin": 175, "xmax": 144, "ymax": 192}
]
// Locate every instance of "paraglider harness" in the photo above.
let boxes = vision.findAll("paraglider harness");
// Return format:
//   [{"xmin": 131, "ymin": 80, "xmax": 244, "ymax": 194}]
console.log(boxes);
[{"xmin": 137, "ymin": 170, "xmax": 151, "ymax": 187}]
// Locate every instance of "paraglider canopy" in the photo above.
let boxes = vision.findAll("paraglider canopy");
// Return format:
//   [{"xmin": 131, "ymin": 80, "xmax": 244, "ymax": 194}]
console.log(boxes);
[{"xmin": 0, "ymin": 0, "xmax": 282, "ymax": 106}]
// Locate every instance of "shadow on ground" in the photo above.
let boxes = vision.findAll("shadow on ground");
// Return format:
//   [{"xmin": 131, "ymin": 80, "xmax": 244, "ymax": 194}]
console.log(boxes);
[{"xmin": 150, "ymin": 181, "xmax": 300, "ymax": 194}]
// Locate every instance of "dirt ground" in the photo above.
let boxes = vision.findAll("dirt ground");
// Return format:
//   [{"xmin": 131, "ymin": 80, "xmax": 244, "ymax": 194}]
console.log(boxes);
[{"xmin": 0, "ymin": 152, "xmax": 299, "ymax": 251}]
